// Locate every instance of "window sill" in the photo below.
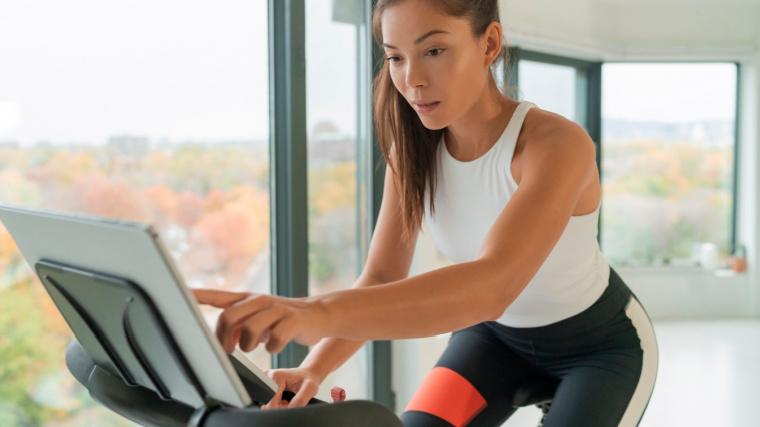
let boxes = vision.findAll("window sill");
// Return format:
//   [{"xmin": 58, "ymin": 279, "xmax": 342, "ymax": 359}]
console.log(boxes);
[{"xmin": 614, "ymin": 265, "xmax": 748, "ymax": 280}]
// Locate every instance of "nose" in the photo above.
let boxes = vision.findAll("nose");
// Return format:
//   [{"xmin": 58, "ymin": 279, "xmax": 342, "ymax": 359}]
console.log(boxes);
[{"xmin": 404, "ymin": 59, "xmax": 427, "ymax": 89}]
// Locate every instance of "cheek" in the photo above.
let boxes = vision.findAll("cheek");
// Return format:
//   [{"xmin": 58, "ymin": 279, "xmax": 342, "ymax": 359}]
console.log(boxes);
[
  {"xmin": 389, "ymin": 68, "xmax": 405, "ymax": 96},
  {"xmin": 448, "ymin": 57, "xmax": 484, "ymax": 96},
  {"xmin": 440, "ymin": 60, "xmax": 488, "ymax": 118}
]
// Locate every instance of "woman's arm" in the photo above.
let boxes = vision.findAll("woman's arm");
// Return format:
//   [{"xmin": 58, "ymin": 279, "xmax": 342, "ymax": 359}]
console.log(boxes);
[
  {"xmin": 198, "ymin": 120, "xmax": 597, "ymax": 351},
  {"xmin": 316, "ymin": 120, "xmax": 598, "ymax": 339}
]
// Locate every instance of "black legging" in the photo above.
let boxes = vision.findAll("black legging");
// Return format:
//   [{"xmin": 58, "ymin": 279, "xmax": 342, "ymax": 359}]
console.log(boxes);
[{"xmin": 401, "ymin": 267, "xmax": 658, "ymax": 427}]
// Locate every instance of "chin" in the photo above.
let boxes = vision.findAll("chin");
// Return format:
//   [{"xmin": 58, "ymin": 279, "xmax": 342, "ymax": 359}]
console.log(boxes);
[{"xmin": 417, "ymin": 116, "xmax": 448, "ymax": 131}]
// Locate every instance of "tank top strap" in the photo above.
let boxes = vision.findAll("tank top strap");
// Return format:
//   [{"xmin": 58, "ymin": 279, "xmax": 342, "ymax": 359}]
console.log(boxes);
[{"xmin": 500, "ymin": 101, "xmax": 536, "ymax": 159}]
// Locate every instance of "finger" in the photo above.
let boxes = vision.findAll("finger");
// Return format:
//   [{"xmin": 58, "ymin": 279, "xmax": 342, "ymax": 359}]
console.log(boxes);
[
  {"xmin": 192, "ymin": 289, "xmax": 249, "ymax": 308},
  {"xmin": 262, "ymin": 399, "xmax": 288, "ymax": 410},
  {"xmin": 288, "ymin": 381, "xmax": 317, "ymax": 408},
  {"xmin": 266, "ymin": 317, "xmax": 297, "ymax": 354},
  {"xmin": 265, "ymin": 379, "xmax": 287, "ymax": 409},
  {"xmin": 216, "ymin": 295, "xmax": 276, "ymax": 352},
  {"xmin": 238, "ymin": 306, "xmax": 287, "ymax": 352},
  {"xmin": 239, "ymin": 329, "xmax": 270, "ymax": 353}
]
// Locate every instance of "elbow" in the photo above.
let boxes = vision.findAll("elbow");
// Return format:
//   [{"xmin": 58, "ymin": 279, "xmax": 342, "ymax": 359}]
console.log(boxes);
[
  {"xmin": 476, "ymin": 260, "xmax": 521, "ymax": 322},
  {"xmin": 485, "ymin": 301, "xmax": 508, "ymax": 322},
  {"xmin": 481, "ymin": 283, "xmax": 514, "ymax": 322}
]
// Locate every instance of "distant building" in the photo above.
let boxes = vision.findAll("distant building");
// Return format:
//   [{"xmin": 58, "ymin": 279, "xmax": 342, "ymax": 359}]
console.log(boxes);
[
  {"xmin": 602, "ymin": 119, "xmax": 734, "ymax": 148},
  {"xmin": 309, "ymin": 121, "xmax": 356, "ymax": 166},
  {"xmin": 0, "ymin": 140, "xmax": 19, "ymax": 149},
  {"xmin": 107, "ymin": 135, "xmax": 150, "ymax": 170},
  {"xmin": 108, "ymin": 135, "xmax": 150, "ymax": 158}
]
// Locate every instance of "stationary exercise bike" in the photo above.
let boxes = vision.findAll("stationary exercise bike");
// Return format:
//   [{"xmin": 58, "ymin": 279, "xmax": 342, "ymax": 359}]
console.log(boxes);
[
  {"xmin": 66, "ymin": 336, "xmax": 557, "ymax": 427},
  {"xmin": 39, "ymin": 257, "xmax": 554, "ymax": 426},
  {"xmin": 47, "ymin": 256, "xmax": 555, "ymax": 426},
  {"xmin": 65, "ymin": 338, "xmax": 404, "ymax": 427},
  {"xmin": 43, "ymin": 256, "xmax": 403, "ymax": 427}
]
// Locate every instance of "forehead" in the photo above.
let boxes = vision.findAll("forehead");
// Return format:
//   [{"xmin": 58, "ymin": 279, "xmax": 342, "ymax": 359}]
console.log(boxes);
[{"xmin": 380, "ymin": 1, "xmax": 471, "ymax": 46}]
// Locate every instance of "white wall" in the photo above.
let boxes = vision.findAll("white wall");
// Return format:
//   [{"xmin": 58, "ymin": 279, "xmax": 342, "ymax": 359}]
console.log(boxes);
[{"xmin": 739, "ymin": 51, "xmax": 760, "ymax": 315}]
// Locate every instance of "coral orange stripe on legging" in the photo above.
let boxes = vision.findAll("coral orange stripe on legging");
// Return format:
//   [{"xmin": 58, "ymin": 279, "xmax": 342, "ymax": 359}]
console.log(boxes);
[{"xmin": 404, "ymin": 367, "xmax": 487, "ymax": 427}]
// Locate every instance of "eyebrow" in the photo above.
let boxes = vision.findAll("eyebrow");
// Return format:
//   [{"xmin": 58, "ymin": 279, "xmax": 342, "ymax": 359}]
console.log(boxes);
[{"xmin": 382, "ymin": 30, "xmax": 450, "ymax": 50}]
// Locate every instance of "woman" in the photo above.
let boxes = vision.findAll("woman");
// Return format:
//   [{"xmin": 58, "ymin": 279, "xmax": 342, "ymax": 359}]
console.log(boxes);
[{"xmin": 193, "ymin": 0, "xmax": 658, "ymax": 425}]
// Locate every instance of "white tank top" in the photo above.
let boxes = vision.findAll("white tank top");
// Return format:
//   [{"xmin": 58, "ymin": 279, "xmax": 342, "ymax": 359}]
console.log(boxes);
[{"xmin": 423, "ymin": 101, "xmax": 610, "ymax": 328}]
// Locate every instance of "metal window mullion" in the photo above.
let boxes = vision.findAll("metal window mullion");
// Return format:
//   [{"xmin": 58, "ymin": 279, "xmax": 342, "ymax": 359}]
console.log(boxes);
[
  {"xmin": 269, "ymin": 0, "xmax": 309, "ymax": 370},
  {"xmin": 587, "ymin": 62, "xmax": 603, "ymax": 244},
  {"xmin": 731, "ymin": 62, "xmax": 741, "ymax": 255},
  {"xmin": 507, "ymin": 46, "xmax": 521, "ymax": 100},
  {"xmin": 363, "ymin": 0, "xmax": 394, "ymax": 411}
]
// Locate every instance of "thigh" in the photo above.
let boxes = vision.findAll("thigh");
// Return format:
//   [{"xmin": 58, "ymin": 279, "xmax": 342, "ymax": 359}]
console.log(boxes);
[
  {"xmin": 401, "ymin": 323, "xmax": 543, "ymax": 427},
  {"xmin": 542, "ymin": 297, "xmax": 658, "ymax": 427},
  {"xmin": 542, "ymin": 353, "xmax": 640, "ymax": 427}
]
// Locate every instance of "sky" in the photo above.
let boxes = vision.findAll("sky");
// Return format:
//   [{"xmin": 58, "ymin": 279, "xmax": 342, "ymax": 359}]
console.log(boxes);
[
  {"xmin": 602, "ymin": 63, "xmax": 737, "ymax": 123},
  {"xmin": 0, "ymin": 0, "xmax": 358, "ymax": 146},
  {"xmin": 519, "ymin": 61, "xmax": 737, "ymax": 124},
  {"xmin": 0, "ymin": 1, "xmax": 738, "ymax": 146}
]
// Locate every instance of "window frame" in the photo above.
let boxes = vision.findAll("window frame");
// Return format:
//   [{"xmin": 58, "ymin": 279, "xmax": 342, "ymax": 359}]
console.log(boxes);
[
  {"xmin": 598, "ymin": 60, "xmax": 741, "ymax": 262},
  {"xmin": 514, "ymin": 48, "xmax": 741, "ymax": 264},
  {"xmin": 268, "ymin": 0, "xmax": 392, "ymax": 408}
]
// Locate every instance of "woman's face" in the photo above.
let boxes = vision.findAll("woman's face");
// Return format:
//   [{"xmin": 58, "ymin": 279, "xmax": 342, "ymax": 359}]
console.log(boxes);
[{"xmin": 381, "ymin": 0, "xmax": 494, "ymax": 130}]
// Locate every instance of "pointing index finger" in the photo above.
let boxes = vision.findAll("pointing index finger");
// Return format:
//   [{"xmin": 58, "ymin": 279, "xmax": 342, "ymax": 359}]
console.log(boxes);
[{"xmin": 191, "ymin": 289, "xmax": 250, "ymax": 308}]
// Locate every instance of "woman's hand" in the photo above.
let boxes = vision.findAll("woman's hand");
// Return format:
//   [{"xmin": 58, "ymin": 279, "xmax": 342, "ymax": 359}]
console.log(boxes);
[
  {"xmin": 260, "ymin": 367, "xmax": 323, "ymax": 409},
  {"xmin": 191, "ymin": 289, "xmax": 330, "ymax": 354}
]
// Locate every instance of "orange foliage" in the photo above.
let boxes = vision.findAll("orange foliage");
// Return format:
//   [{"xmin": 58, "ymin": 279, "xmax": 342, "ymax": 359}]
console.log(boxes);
[
  {"xmin": 143, "ymin": 185, "xmax": 179, "ymax": 223},
  {"xmin": 193, "ymin": 185, "xmax": 270, "ymax": 274},
  {"xmin": 45, "ymin": 152, "xmax": 99, "ymax": 186},
  {"xmin": 79, "ymin": 175, "xmax": 150, "ymax": 222},
  {"xmin": 195, "ymin": 207, "xmax": 264, "ymax": 273},
  {"xmin": 176, "ymin": 191, "xmax": 205, "ymax": 227},
  {"xmin": 0, "ymin": 222, "xmax": 19, "ymax": 274},
  {"xmin": 227, "ymin": 185, "xmax": 270, "ymax": 228},
  {"xmin": 204, "ymin": 189, "xmax": 227, "ymax": 213},
  {"xmin": 311, "ymin": 163, "xmax": 356, "ymax": 214}
]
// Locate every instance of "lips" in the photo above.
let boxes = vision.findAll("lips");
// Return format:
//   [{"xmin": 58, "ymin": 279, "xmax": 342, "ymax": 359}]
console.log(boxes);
[{"xmin": 411, "ymin": 100, "xmax": 440, "ymax": 114}]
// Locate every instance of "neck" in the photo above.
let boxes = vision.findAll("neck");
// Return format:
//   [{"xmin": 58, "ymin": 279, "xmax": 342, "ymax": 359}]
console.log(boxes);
[{"xmin": 444, "ymin": 81, "xmax": 517, "ymax": 162}]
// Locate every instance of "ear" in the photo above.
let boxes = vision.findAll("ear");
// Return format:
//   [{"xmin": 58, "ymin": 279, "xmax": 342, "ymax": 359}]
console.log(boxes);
[{"xmin": 483, "ymin": 22, "xmax": 503, "ymax": 68}]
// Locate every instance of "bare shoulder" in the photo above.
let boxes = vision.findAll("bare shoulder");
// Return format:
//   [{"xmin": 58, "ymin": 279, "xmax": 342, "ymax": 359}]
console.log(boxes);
[
  {"xmin": 508, "ymin": 104, "xmax": 600, "ymax": 215},
  {"xmin": 517, "ymin": 106, "xmax": 595, "ymax": 166}
]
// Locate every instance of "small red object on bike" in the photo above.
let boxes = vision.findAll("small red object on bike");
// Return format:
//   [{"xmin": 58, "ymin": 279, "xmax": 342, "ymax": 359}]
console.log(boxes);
[{"xmin": 331, "ymin": 386, "xmax": 346, "ymax": 402}]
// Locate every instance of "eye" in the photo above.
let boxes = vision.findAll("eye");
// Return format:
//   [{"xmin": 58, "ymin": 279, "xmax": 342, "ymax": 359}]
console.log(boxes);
[
  {"xmin": 428, "ymin": 48, "xmax": 445, "ymax": 57},
  {"xmin": 386, "ymin": 56, "xmax": 401, "ymax": 64}
]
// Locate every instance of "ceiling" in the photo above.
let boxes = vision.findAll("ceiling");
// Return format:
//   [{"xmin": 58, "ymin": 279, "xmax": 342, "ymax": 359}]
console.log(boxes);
[{"xmin": 595, "ymin": 0, "xmax": 760, "ymax": 4}]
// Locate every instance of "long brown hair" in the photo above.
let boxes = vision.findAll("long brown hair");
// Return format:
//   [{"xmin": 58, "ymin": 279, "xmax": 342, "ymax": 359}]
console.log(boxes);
[{"xmin": 371, "ymin": 0, "xmax": 510, "ymax": 243}]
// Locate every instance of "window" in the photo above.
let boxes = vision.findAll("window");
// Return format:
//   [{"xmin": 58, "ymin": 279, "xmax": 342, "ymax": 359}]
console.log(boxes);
[
  {"xmin": 517, "ymin": 60, "xmax": 588, "ymax": 128},
  {"xmin": 600, "ymin": 63, "xmax": 738, "ymax": 267},
  {"xmin": 305, "ymin": 0, "xmax": 367, "ymax": 400},
  {"xmin": 0, "ymin": 0, "xmax": 269, "ymax": 424}
]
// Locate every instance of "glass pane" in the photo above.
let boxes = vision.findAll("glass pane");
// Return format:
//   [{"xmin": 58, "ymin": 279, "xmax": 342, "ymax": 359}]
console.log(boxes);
[
  {"xmin": 517, "ymin": 60, "xmax": 584, "ymax": 126},
  {"xmin": 601, "ymin": 63, "xmax": 737, "ymax": 267},
  {"xmin": 0, "ymin": 1, "xmax": 270, "ymax": 424},
  {"xmin": 305, "ymin": 0, "xmax": 366, "ymax": 400}
]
